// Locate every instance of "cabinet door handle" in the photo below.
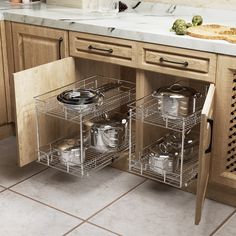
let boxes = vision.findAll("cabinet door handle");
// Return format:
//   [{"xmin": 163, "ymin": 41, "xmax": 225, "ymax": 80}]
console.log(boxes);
[
  {"xmin": 58, "ymin": 37, "xmax": 63, "ymax": 59},
  {"xmin": 159, "ymin": 57, "xmax": 189, "ymax": 67},
  {"xmin": 205, "ymin": 118, "xmax": 213, "ymax": 154},
  {"xmin": 88, "ymin": 45, "xmax": 113, "ymax": 54}
]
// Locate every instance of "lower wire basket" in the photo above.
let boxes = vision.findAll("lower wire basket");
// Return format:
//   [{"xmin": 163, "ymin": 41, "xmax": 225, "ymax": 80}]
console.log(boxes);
[{"xmin": 37, "ymin": 138, "xmax": 130, "ymax": 177}]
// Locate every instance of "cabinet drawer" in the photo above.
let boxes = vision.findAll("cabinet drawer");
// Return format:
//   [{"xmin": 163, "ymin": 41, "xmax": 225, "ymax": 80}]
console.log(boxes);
[
  {"xmin": 139, "ymin": 43, "xmax": 217, "ymax": 83},
  {"xmin": 69, "ymin": 32, "xmax": 137, "ymax": 67}
]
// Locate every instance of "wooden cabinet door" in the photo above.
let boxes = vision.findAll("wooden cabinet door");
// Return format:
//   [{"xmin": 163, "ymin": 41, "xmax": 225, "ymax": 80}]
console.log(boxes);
[
  {"xmin": 13, "ymin": 57, "xmax": 77, "ymax": 167},
  {"xmin": 0, "ymin": 23, "xmax": 8, "ymax": 126},
  {"xmin": 12, "ymin": 23, "xmax": 69, "ymax": 71},
  {"xmin": 195, "ymin": 84, "xmax": 215, "ymax": 225},
  {"xmin": 211, "ymin": 56, "xmax": 236, "ymax": 189}
]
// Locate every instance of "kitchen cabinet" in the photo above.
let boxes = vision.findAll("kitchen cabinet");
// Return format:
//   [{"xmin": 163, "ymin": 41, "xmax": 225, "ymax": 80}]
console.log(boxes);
[
  {"xmin": 12, "ymin": 23, "xmax": 69, "ymax": 71},
  {"xmin": 13, "ymin": 21, "xmax": 236, "ymax": 224},
  {"xmin": 211, "ymin": 55, "xmax": 236, "ymax": 189},
  {"xmin": 0, "ymin": 21, "xmax": 14, "ymax": 140}
]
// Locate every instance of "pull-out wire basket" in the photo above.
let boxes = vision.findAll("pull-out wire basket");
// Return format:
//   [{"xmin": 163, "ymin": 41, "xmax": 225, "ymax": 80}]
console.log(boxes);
[
  {"xmin": 128, "ymin": 90, "xmax": 206, "ymax": 187},
  {"xmin": 35, "ymin": 75, "xmax": 135, "ymax": 177},
  {"xmin": 128, "ymin": 93, "xmax": 205, "ymax": 132}
]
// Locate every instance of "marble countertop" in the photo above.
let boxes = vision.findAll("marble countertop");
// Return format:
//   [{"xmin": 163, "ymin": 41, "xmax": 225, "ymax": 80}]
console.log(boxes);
[{"xmin": 1, "ymin": 1, "xmax": 236, "ymax": 56}]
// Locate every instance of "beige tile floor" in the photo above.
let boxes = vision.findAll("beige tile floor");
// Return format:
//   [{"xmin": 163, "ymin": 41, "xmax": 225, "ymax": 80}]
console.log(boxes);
[{"xmin": 0, "ymin": 136, "xmax": 236, "ymax": 236}]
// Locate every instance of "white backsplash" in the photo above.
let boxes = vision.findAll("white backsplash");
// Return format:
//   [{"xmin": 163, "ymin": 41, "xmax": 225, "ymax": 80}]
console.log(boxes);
[
  {"xmin": 125, "ymin": 0, "xmax": 236, "ymax": 10},
  {"xmin": 46, "ymin": 0, "xmax": 236, "ymax": 11}
]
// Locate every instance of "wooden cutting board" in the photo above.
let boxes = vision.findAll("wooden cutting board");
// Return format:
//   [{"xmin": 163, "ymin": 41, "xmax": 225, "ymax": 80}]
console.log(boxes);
[{"xmin": 187, "ymin": 24, "xmax": 236, "ymax": 44}]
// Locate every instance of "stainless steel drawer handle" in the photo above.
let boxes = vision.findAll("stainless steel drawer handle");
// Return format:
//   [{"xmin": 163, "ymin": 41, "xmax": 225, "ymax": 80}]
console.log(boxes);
[
  {"xmin": 88, "ymin": 45, "xmax": 113, "ymax": 54},
  {"xmin": 159, "ymin": 57, "xmax": 189, "ymax": 67}
]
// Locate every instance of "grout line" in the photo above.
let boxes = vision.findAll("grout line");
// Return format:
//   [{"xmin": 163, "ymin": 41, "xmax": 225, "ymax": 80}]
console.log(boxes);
[
  {"xmin": 9, "ymin": 189, "xmax": 85, "ymax": 222},
  {"xmin": 0, "ymin": 188, "xmax": 6, "ymax": 193},
  {"xmin": 86, "ymin": 178, "xmax": 148, "ymax": 221},
  {"xmin": 210, "ymin": 209, "xmax": 236, "ymax": 236},
  {"xmin": 63, "ymin": 221, "xmax": 85, "ymax": 236},
  {"xmin": 87, "ymin": 222, "xmax": 121, "ymax": 236},
  {"xmin": 63, "ymin": 220, "xmax": 121, "ymax": 236},
  {"xmin": 63, "ymin": 178, "xmax": 147, "ymax": 236},
  {"xmin": 0, "ymin": 184, "xmax": 5, "ymax": 188},
  {"xmin": 8, "ymin": 166, "xmax": 49, "ymax": 189}
]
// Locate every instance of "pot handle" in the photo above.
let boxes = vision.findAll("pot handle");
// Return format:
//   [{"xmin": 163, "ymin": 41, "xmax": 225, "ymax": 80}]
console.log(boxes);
[{"xmin": 102, "ymin": 127, "xmax": 125, "ymax": 148}]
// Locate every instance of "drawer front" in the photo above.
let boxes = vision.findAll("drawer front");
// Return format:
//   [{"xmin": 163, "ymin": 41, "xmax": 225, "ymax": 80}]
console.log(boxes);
[
  {"xmin": 139, "ymin": 43, "xmax": 217, "ymax": 82},
  {"xmin": 70, "ymin": 32, "xmax": 137, "ymax": 67}
]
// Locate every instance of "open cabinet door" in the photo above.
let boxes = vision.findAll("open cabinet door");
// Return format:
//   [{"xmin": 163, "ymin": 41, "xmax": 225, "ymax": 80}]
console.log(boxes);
[
  {"xmin": 13, "ymin": 57, "xmax": 77, "ymax": 167},
  {"xmin": 195, "ymin": 84, "xmax": 215, "ymax": 225}
]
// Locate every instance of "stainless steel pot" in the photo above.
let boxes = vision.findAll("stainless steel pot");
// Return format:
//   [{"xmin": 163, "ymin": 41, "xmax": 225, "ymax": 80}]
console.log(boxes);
[
  {"xmin": 90, "ymin": 113, "xmax": 128, "ymax": 152},
  {"xmin": 148, "ymin": 143, "xmax": 179, "ymax": 175},
  {"xmin": 152, "ymin": 83, "xmax": 201, "ymax": 119},
  {"xmin": 162, "ymin": 130, "xmax": 199, "ymax": 162},
  {"xmin": 59, "ymin": 145, "xmax": 85, "ymax": 166},
  {"xmin": 53, "ymin": 138, "xmax": 87, "ymax": 166}
]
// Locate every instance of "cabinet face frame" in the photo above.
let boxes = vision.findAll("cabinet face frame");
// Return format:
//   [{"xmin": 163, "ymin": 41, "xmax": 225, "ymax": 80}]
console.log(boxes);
[
  {"xmin": 0, "ymin": 21, "xmax": 8, "ymax": 126},
  {"xmin": 211, "ymin": 55, "xmax": 236, "ymax": 189}
]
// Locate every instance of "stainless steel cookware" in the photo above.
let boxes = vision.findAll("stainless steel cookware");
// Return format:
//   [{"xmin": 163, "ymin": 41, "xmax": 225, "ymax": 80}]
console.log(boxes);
[
  {"xmin": 53, "ymin": 138, "xmax": 86, "ymax": 166},
  {"xmin": 162, "ymin": 130, "xmax": 199, "ymax": 162},
  {"xmin": 152, "ymin": 83, "xmax": 201, "ymax": 119},
  {"xmin": 148, "ymin": 142, "xmax": 179, "ymax": 175},
  {"xmin": 90, "ymin": 113, "xmax": 128, "ymax": 152},
  {"xmin": 57, "ymin": 82, "xmax": 121, "ymax": 111}
]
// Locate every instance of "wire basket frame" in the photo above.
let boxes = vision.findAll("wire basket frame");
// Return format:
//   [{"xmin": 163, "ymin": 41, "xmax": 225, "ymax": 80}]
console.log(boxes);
[{"xmin": 35, "ymin": 75, "xmax": 136, "ymax": 124}]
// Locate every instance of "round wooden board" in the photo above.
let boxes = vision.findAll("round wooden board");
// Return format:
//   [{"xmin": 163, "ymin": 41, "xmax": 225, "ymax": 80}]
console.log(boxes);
[{"xmin": 187, "ymin": 24, "xmax": 236, "ymax": 44}]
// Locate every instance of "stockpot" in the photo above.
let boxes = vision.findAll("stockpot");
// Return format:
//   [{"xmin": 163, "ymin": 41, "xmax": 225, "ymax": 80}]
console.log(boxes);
[
  {"xmin": 90, "ymin": 113, "xmax": 128, "ymax": 152},
  {"xmin": 152, "ymin": 83, "xmax": 201, "ymax": 119}
]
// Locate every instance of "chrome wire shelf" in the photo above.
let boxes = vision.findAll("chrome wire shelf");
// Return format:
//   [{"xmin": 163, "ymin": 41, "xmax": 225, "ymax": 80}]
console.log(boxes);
[
  {"xmin": 128, "ymin": 94, "xmax": 204, "ymax": 132},
  {"xmin": 35, "ymin": 75, "xmax": 135, "ymax": 123},
  {"xmin": 130, "ymin": 154, "xmax": 198, "ymax": 188},
  {"xmin": 38, "ymin": 140, "xmax": 129, "ymax": 177}
]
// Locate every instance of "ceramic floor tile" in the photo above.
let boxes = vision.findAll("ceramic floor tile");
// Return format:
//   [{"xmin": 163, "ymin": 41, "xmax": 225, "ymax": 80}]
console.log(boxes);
[
  {"xmin": 0, "ymin": 190, "xmax": 81, "ymax": 236},
  {"xmin": 214, "ymin": 211, "xmax": 236, "ymax": 236},
  {"xmin": 90, "ymin": 180, "xmax": 235, "ymax": 236},
  {"xmin": 0, "ymin": 136, "xmax": 46, "ymax": 188},
  {"xmin": 11, "ymin": 167, "xmax": 145, "ymax": 219},
  {"xmin": 68, "ymin": 223, "xmax": 118, "ymax": 236}
]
